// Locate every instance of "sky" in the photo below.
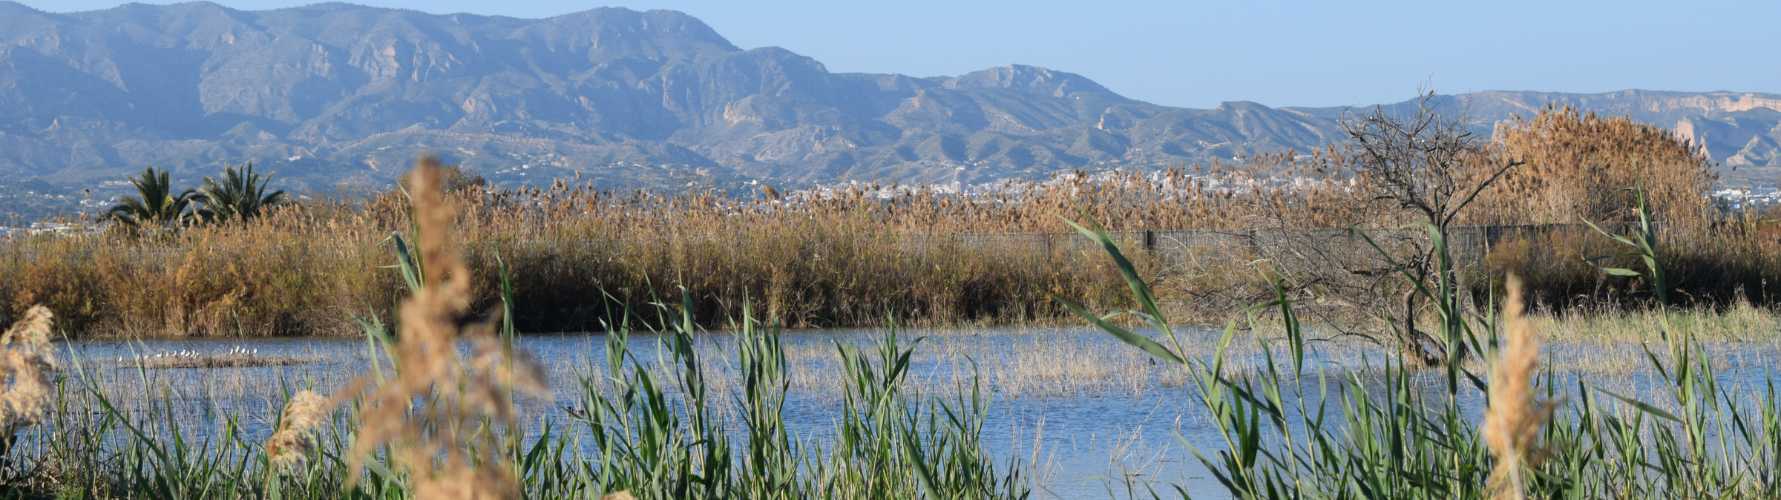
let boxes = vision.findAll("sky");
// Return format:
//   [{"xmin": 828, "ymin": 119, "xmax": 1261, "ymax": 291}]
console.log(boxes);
[{"xmin": 18, "ymin": 0, "xmax": 1781, "ymax": 108}]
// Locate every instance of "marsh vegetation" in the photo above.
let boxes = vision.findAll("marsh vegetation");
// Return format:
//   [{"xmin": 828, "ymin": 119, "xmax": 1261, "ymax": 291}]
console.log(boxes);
[
  {"xmin": 4, "ymin": 106, "xmax": 1777, "ymax": 342},
  {"xmin": 0, "ymin": 103, "xmax": 1779, "ymax": 498}
]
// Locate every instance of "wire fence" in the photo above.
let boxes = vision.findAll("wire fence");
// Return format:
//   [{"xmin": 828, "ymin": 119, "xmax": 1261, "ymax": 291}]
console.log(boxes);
[{"xmin": 894, "ymin": 224, "xmax": 1599, "ymax": 268}]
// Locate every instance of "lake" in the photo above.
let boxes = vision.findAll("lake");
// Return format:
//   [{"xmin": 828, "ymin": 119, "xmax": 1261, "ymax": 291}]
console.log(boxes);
[{"xmin": 54, "ymin": 325, "xmax": 1781, "ymax": 499}]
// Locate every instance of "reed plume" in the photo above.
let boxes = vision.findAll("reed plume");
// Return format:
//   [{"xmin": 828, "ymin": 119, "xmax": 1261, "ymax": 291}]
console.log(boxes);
[
  {"xmin": 1483, "ymin": 274, "xmax": 1554, "ymax": 500},
  {"xmin": 0, "ymin": 305, "xmax": 56, "ymax": 430},
  {"xmin": 265, "ymin": 389, "xmax": 329, "ymax": 469},
  {"xmin": 345, "ymin": 157, "xmax": 548, "ymax": 499}
]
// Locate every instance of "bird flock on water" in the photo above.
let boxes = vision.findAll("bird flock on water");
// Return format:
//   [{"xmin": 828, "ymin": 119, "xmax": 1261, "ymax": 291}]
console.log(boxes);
[{"xmin": 114, "ymin": 345, "xmax": 259, "ymax": 364}]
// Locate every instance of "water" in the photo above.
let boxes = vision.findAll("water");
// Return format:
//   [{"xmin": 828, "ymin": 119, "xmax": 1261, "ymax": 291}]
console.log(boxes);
[{"xmin": 53, "ymin": 327, "xmax": 1781, "ymax": 498}]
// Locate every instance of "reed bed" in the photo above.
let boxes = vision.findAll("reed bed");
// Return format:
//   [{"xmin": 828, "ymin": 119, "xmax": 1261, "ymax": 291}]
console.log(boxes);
[
  {"xmin": 2, "ymin": 172, "xmax": 1773, "ymax": 339},
  {"xmin": 0, "ymin": 148, "xmax": 1778, "ymax": 498},
  {"xmin": 2, "ymin": 176, "xmax": 1182, "ymax": 337},
  {"xmin": 3, "ymin": 108, "xmax": 1774, "ymax": 340},
  {"xmin": 0, "ymin": 160, "xmax": 1365, "ymax": 338}
]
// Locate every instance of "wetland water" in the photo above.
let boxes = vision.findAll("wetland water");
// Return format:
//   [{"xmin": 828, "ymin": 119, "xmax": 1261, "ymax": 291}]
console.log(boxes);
[{"xmin": 57, "ymin": 326, "xmax": 1781, "ymax": 499}]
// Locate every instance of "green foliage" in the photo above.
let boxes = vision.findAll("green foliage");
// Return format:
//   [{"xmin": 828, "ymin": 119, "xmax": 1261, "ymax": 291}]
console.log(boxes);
[
  {"xmin": 194, "ymin": 163, "xmax": 287, "ymax": 223},
  {"xmin": 103, "ymin": 163, "xmax": 286, "ymax": 232},
  {"xmin": 15, "ymin": 304, "xmax": 1029, "ymax": 498},
  {"xmin": 106, "ymin": 167, "xmax": 196, "ymax": 228},
  {"xmin": 566, "ymin": 299, "xmax": 1029, "ymax": 499},
  {"xmin": 1585, "ymin": 188, "xmax": 1669, "ymax": 307}
]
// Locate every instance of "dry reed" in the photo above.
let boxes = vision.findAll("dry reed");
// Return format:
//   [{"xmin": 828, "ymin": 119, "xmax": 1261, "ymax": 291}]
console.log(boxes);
[
  {"xmin": 265, "ymin": 390, "xmax": 329, "ymax": 469},
  {"xmin": 0, "ymin": 110, "xmax": 1771, "ymax": 339},
  {"xmin": 0, "ymin": 305, "xmax": 55, "ymax": 430},
  {"xmin": 1483, "ymin": 275, "xmax": 1555, "ymax": 500},
  {"xmin": 1484, "ymin": 107, "xmax": 1716, "ymax": 228},
  {"xmin": 344, "ymin": 158, "xmax": 548, "ymax": 499}
]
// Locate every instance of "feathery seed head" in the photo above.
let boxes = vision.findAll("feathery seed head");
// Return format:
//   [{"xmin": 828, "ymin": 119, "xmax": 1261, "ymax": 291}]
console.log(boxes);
[{"xmin": 1483, "ymin": 274, "xmax": 1555, "ymax": 500}]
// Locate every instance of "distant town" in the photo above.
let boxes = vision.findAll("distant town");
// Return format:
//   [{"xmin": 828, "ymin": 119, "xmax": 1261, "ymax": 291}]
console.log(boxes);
[{"xmin": 6, "ymin": 170, "xmax": 1777, "ymax": 238}]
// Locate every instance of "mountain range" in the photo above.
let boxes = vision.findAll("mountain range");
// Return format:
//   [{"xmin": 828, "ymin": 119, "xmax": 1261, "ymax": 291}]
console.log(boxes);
[{"xmin": 0, "ymin": 1, "xmax": 1776, "ymax": 214}]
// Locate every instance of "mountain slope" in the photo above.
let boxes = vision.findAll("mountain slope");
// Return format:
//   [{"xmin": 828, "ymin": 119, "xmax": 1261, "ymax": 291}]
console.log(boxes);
[
  {"xmin": 0, "ymin": 1, "xmax": 1775, "ymax": 203},
  {"xmin": 1292, "ymin": 90, "xmax": 1781, "ymax": 181}
]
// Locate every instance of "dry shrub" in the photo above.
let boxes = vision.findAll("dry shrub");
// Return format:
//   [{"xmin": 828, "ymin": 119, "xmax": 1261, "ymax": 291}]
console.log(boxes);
[
  {"xmin": 2, "ymin": 239, "xmax": 104, "ymax": 334},
  {"xmin": 0, "ymin": 203, "xmax": 399, "ymax": 338},
  {"xmin": 345, "ymin": 158, "xmax": 547, "ymax": 499},
  {"xmin": 1485, "ymin": 107, "xmax": 1715, "ymax": 227},
  {"xmin": 1483, "ymin": 228, "xmax": 1623, "ymax": 308},
  {"xmin": 1470, "ymin": 108, "xmax": 1773, "ymax": 310},
  {"xmin": 1763, "ymin": 204, "xmax": 1781, "ymax": 226},
  {"xmin": 1484, "ymin": 218, "xmax": 1781, "ymax": 309}
]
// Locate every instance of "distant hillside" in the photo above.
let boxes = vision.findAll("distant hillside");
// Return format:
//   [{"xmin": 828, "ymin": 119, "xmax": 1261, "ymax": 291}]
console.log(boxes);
[
  {"xmin": 1296, "ymin": 90, "xmax": 1781, "ymax": 183},
  {"xmin": 0, "ymin": 1, "xmax": 1775, "ymax": 215}
]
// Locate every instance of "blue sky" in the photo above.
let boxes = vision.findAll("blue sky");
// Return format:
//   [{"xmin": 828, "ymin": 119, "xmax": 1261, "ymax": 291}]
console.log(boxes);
[{"xmin": 20, "ymin": 0, "xmax": 1781, "ymax": 108}]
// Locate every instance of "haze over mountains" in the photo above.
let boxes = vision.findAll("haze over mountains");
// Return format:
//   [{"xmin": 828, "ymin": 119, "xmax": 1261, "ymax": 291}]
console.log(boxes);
[{"xmin": 0, "ymin": 1, "xmax": 1777, "ymax": 212}]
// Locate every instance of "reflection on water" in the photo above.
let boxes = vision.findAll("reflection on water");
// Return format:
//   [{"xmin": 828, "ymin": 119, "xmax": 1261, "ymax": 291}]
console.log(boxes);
[{"xmin": 55, "ymin": 327, "xmax": 1781, "ymax": 499}]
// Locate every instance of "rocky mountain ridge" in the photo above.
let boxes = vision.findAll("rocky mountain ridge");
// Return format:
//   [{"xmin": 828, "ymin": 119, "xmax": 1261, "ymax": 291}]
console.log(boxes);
[{"xmin": 0, "ymin": 1, "xmax": 1775, "ymax": 209}]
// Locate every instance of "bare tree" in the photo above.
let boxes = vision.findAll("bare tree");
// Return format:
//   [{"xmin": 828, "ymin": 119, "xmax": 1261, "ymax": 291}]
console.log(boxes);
[{"xmin": 1343, "ymin": 92, "xmax": 1522, "ymax": 366}]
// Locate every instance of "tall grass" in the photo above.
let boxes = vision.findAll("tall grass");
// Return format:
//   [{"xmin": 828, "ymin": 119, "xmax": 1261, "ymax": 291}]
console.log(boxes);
[
  {"xmin": 1069, "ymin": 203, "xmax": 1781, "ymax": 498},
  {"xmin": 6, "ymin": 299, "xmax": 1031, "ymax": 498},
  {"xmin": 1, "ymin": 160, "xmax": 1031, "ymax": 499},
  {"xmin": 6, "ymin": 108, "xmax": 1776, "ymax": 339},
  {"xmin": 0, "ymin": 168, "xmax": 1773, "ymax": 498},
  {"xmin": 2, "ymin": 177, "xmax": 1179, "ymax": 337},
  {"xmin": 4, "ymin": 169, "xmax": 1774, "ymax": 339}
]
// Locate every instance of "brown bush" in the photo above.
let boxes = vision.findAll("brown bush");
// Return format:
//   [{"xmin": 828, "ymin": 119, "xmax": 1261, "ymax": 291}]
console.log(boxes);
[{"xmin": 1483, "ymin": 107, "xmax": 1715, "ymax": 228}]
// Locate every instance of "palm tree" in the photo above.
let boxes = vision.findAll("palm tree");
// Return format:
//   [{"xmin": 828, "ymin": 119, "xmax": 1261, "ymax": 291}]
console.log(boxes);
[
  {"xmin": 106, "ymin": 167, "xmax": 195, "ymax": 228},
  {"xmin": 194, "ymin": 163, "xmax": 286, "ymax": 223}
]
